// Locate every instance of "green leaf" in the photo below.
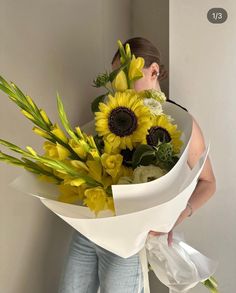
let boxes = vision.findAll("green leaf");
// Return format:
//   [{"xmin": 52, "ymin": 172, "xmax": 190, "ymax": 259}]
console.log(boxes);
[
  {"xmin": 132, "ymin": 144, "xmax": 156, "ymax": 168},
  {"xmin": 0, "ymin": 139, "xmax": 25, "ymax": 155},
  {"xmin": 56, "ymin": 93, "xmax": 80, "ymax": 141},
  {"xmin": 0, "ymin": 75, "xmax": 12, "ymax": 90},
  {"xmin": 201, "ymin": 276, "xmax": 219, "ymax": 293},
  {"xmin": 0, "ymin": 151, "xmax": 24, "ymax": 166},
  {"xmin": 0, "ymin": 84, "xmax": 18, "ymax": 100},
  {"xmin": 10, "ymin": 82, "xmax": 28, "ymax": 103}
]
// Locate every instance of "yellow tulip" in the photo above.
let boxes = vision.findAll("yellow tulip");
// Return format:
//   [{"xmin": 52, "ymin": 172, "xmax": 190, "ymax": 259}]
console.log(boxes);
[
  {"xmin": 84, "ymin": 186, "xmax": 108, "ymax": 215},
  {"xmin": 50, "ymin": 123, "xmax": 68, "ymax": 143},
  {"xmin": 112, "ymin": 70, "xmax": 128, "ymax": 92},
  {"xmin": 101, "ymin": 153, "xmax": 123, "ymax": 179},
  {"xmin": 58, "ymin": 183, "xmax": 85, "ymax": 204},
  {"xmin": 128, "ymin": 55, "xmax": 145, "ymax": 81},
  {"xmin": 113, "ymin": 165, "xmax": 133, "ymax": 184},
  {"xmin": 86, "ymin": 159, "xmax": 102, "ymax": 183},
  {"xmin": 33, "ymin": 127, "xmax": 51, "ymax": 139}
]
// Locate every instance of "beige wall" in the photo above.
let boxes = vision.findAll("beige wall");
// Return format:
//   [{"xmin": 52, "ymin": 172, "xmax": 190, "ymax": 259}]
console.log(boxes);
[
  {"xmin": 0, "ymin": 1, "xmax": 131, "ymax": 292},
  {"xmin": 170, "ymin": 1, "xmax": 235, "ymax": 292},
  {"xmin": 131, "ymin": 0, "xmax": 169, "ymax": 98}
]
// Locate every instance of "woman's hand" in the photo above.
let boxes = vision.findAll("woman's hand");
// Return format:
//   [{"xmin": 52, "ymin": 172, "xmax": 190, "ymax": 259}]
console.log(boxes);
[
  {"xmin": 148, "ymin": 206, "xmax": 191, "ymax": 246},
  {"xmin": 148, "ymin": 230, "xmax": 173, "ymax": 247}
]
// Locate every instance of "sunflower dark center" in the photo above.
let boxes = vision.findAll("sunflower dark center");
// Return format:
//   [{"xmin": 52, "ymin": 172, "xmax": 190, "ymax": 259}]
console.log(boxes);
[
  {"xmin": 146, "ymin": 126, "xmax": 171, "ymax": 146},
  {"xmin": 120, "ymin": 148, "xmax": 134, "ymax": 167},
  {"xmin": 108, "ymin": 107, "xmax": 137, "ymax": 137}
]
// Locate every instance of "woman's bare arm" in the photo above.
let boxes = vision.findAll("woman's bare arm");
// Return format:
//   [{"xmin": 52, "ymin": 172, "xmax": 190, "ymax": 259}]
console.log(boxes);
[
  {"xmin": 173, "ymin": 115, "xmax": 216, "ymax": 226},
  {"xmin": 149, "ymin": 114, "xmax": 216, "ymax": 240}
]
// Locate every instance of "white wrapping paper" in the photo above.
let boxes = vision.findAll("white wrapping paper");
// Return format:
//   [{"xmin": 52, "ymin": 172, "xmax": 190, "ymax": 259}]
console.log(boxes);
[{"xmin": 10, "ymin": 102, "xmax": 210, "ymax": 258}]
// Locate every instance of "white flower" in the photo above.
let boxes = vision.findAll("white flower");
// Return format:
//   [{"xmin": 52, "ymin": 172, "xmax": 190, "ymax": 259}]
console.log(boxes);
[
  {"xmin": 143, "ymin": 98, "xmax": 163, "ymax": 116},
  {"xmin": 117, "ymin": 176, "xmax": 133, "ymax": 184},
  {"xmin": 132, "ymin": 165, "xmax": 166, "ymax": 183},
  {"xmin": 140, "ymin": 89, "xmax": 167, "ymax": 103}
]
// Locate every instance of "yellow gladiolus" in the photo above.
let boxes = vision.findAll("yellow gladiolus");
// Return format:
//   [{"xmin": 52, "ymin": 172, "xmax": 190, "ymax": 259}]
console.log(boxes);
[
  {"xmin": 125, "ymin": 43, "xmax": 131, "ymax": 59},
  {"xmin": 101, "ymin": 153, "xmax": 123, "ymax": 179},
  {"xmin": 86, "ymin": 159, "xmax": 102, "ymax": 183},
  {"xmin": 26, "ymin": 146, "xmax": 38, "ymax": 156},
  {"xmin": 70, "ymin": 160, "xmax": 89, "ymax": 172},
  {"xmin": 21, "ymin": 110, "xmax": 35, "ymax": 121},
  {"xmin": 40, "ymin": 109, "xmax": 51, "ymax": 125},
  {"xmin": 43, "ymin": 141, "xmax": 70, "ymax": 160},
  {"xmin": 33, "ymin": 127, "xmax": 51, "ymax": 139},
  {"xmin": 101, "ymin": 175, "xmax": 113, "ymax": 189},
  {"xmin": 53, "ymin": 170, "xmax": 68, "ymax": 179},
  {"xmin": 75, "ymin": 126, "xmax": 84, "ymax": 138},
  {"xmin": 69, "ymin": 138, "xmax": 89, "ymax": 160},
  {"xmin": 117, "ymin": 39, "xmax": 123, "ymax": 50},
  {"xmin": 50, "ymin": 123, "xmax": 68, "ymax": 143},
  {"xmin": 58, "ymin": 184, "xmax": 85, "ymax": 204},
  {"xmin": 84, "ymin": 186, "xmax": 108, "ymax": 215},
  {"xmin": 112, "ymin": 70, "xmax": 128, "ymax": 92},
  {"xmin": 66, "ymin": 177, "xmax": 86, "ymax": 187},
  {"xmin": 26, "ymin": 95, "xmax": 36, "ymax": 110},
  {"xmin": 103, "ymin": 141, "xmax": 119, "ymax": 155},
  {"xmin": 88, "ymin": 149, "xmax": 100, "ymax": 160},
  {"xmin": 86, "ymin": 135, "xmax": 97, "ymax": 149},
  {"xmin": 128, "ymin": 55, "xmax": 145, "ymax": 81}
]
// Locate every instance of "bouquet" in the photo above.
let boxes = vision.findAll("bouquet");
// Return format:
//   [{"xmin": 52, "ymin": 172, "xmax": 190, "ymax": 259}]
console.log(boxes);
[{"xmin": 0, "ymin": 40, "xmax": 219, "ymax": 292}]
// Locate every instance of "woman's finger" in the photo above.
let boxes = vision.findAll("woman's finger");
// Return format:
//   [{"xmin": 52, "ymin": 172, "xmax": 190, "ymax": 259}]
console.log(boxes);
[
  {"xmin": 167, "ymin": 230, "xmax": 173, "ymax": 247},
  {"xmin": 149, "ymin": 230, "xmax": 166, "ymax": 236}
]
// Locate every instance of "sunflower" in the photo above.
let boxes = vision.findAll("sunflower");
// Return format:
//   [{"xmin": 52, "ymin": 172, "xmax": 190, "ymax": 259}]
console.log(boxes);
[
  {"xmin": 95, "ymin": 91, "xmax": 152, "ymax": 151},
  {"xmin": 145, "ymin": 115, "xmax": 183, "ymax": 154}
]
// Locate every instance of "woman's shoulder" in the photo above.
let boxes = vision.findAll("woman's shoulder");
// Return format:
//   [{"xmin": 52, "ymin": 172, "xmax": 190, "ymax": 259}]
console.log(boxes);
[{"xmin": 166, "ymin": 98, "xmax": 188, "ymax": 112}]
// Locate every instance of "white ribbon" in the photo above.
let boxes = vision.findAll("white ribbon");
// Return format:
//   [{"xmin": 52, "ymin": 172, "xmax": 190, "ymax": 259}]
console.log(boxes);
[{"xmin": 139, "ymin": 247, "xmax": 150, "ymax": 293}]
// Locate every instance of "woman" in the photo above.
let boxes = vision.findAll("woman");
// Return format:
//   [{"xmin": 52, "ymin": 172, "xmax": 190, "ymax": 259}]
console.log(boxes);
[{"xmin": 58, "ymin": 37, "xmax": 216, "ymax": 293}]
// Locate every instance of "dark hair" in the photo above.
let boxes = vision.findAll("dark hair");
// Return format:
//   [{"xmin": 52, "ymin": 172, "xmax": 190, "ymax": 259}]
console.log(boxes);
[{"xmin": 111, "ymin": 37, "xmax": 168, "ymax": 81}]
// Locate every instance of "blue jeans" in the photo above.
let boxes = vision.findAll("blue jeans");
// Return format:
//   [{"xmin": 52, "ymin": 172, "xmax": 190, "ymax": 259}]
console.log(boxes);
[{"xmin": 58, "ymin": 230, "xmax": 144, "ymax": 293}]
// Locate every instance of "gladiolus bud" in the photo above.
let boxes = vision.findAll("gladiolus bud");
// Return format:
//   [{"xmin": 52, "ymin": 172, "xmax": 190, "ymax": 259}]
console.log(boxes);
[
  {"xmin": 112, "ymin": 70, "xmax": 128, "ymax": 91},
  {"xmin": 50, "ymin": 123, "xmax": 68, "ymax": 143},
  {"xmin": 40, "ymin": 109, "xmax": 51, "ymax": 125},
  {"xmin": 33, "ymin": 127, "xmax": 51, "ymax": 139},
  {"xmin": 21, "ymin": 110, "xmax": 35, "ymax": 121}
]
